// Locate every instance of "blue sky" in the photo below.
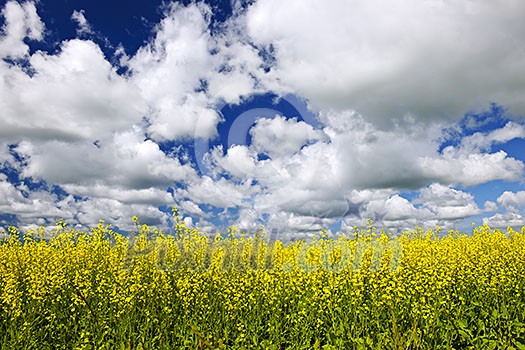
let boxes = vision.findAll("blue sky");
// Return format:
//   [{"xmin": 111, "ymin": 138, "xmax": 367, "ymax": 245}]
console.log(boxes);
[{"xmin": 0, "ymin": 0, "xmax": 524, "ymax": 238}]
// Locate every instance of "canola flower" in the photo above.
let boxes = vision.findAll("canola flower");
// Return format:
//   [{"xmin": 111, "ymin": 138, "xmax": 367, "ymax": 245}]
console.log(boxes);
[{"xmin": 0, "ymin": 211, "xmax": 525, "ymax": 349}]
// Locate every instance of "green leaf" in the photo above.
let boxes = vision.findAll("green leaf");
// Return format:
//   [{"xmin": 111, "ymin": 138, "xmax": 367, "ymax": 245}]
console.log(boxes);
[
  {"xmin": 514, "ymin": 340, "xmax": 525, "ymax": 350},
  {"xmin": 458, "ymin": 329, "xmax": 472, "ymax": 341},
  {"xmin": 458, "ymin": 319, "xmax": 469, "ymax": 329}
]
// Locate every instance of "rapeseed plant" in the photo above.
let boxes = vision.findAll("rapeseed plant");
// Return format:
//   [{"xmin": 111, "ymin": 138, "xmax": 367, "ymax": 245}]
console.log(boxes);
[{"xmin": 0, "ymin": 211, "xmax": 524, "ymax": 349}]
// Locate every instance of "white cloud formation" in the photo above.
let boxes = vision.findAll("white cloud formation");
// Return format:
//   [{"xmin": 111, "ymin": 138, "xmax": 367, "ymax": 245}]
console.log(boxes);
[
  {"xmin": 483, "ymin": 212, "xmax": 525, "ymax": 229},
  {"xmin": 71, "ymin": 10, "xmax": 93, "ymax": 36},
  {"xmin": 62, "ymin": 184, "xmax": 174, "ymax": 206},
  {"xmin": 208, "ymin": 108, "xmax": 523, "ymax": 234},
  {"xmin": 414, "ymin": 183, "xmax": 481, "ymax": 220},
  {"xmin": 0, "ymin": 172, "xmax": 172, "ymax": 232},
  {"xmin": 418, "ymin": 120, "xmax": 525, "ymax": 186},
  {"xmin": 0, "ymin": 1, "xmax": 43, "ymax": 58},
  {"xmin": 497, "ymin": 191, "xmax": 525, "ymax": 213},
  {"xmin": 338, "ymin": 184, "xmax": 483, "ymax": 233},
  {"xmin": 419, "ymin": 151, "xmax": 524, "ymax": 186},
  {"xmin": 250, "ymin": 116, "xmax": 325, "ymax": 158},
  {"xmin": 127, "ymin": 4, "xmax": 225, "ymax": 141},
  {"xmin": 178, "ymin": 200, "xmax": 208, "ymax": 218},
  {"xmin": 15, "ymin": 128, "xmax": 197, "ymax": 190},
  {"xmin": 0, "ymin": 143, "xmax": 14, "ymax": 165},
  {"xmin": 212, "ymin": 145, "xmax": 258, "ymax": 179},
  {"xmin": 456, "ymin": 121, "xmax": 525, "ymax": 154},
  {"xmin": 0, "ymin": 39, "xmax": 146, "ymax": 142},
  {"xmin": 0, "ymin": 1, "xmax": 524, "ymax": 236},
  {"xmin": 0, "ymin": 174, "xmax": 26, "ymax": 207},
  {"xmin": 484, "ymin": 201, "xmax": 499, "ymax": 212},
  {"xmin": 178, "ymin": 176, "xmax": 259, "ymax": 209},
  {"xmin": 127, "ymin": 2, "xmax": 274, "ymax": 142},
  {"xmin": 0, "ymin": 175, "xmax": 76, "ymax": 230},
  {"xmin": 383, "ymin": 195, "xmax": 420, "ymax": 221},
  {"xmin": 71, "ymin": 197, "xmax": 171, "ymax": 230},
  {"xmin": 245, "ymin": 0, "xmax": 525, "ymax": 126}
]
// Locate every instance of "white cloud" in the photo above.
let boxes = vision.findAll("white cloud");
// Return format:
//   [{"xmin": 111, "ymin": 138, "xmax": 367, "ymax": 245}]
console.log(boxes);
[
  {"xmin": 0, "ymin": 1, "xmax": 43, "ymax": 58},
  {"xmin": 497, "ymin": 191, "xmax": 525, "ymax": 213},
  {"xmin": 0, "ymin": 143, "xmax": 14, "ymax": 165},
  {"xmin": 0, "ymin": 175, "xmax": 26, "ymax": 206},
  {"xmin": 127, "ymin": 2, "xmax": 273, "ymax": 142},
  {"xmin": 455, "ymin": 121, "xmax": 525, "ymax": 154},
  {"xmin": 0, "ymin": 170, "xmax": 174, "ymax": 232},
  {"xmin": 418, "ymin": 120, "xmax": 525, "ymax": 186},
  {"xmin": 193, "ymin": 218, "xmax": 217, "ymax": 234},
  {"xmin": 245, "ymin": 0, "xmax": 525, "ymax": 126},
  {"xmin": 0, "ymin": 176, "xmax": 77, "ymax": 230},
  {"xmin": 250, "ymin": 116, "xmax": 325, "ymax": 158},
  {"xmin": 127, "ymin": 3, "xmax": 221, "ymax": 141},
  {"xmin": 71, "ymin": 197, "xmax": 171, "ymax": 231},
  {"xmin": 212, "ymin": 145, "xmax": 258, "ymax": 179},
  {"xmin": 484, "ymin": 201, "xmax": 499, "ymax": 212},
  {"xmin": 206, "ymin": 39, "xmax": 263, "ymax": 104},
  {"xmin": 383, "ymin": 195, "xmax": 419, "ymax": 221},
  {"xmin": 71, "ymin": 10, "xmax": 93, "ymax": 36},
  {"xmin": 263, "ymin": 211, "xmax": 333, "ymax": 241},
  {"xmin": 179, "ymin": 200, "xmax": 208, "ymax": 218},
  {"xmin": 1, "ymin": 1, "xmax": 524, "ymax": 236},
  {"xmin": 338, "ymin": 184, "xmax": 483, "ymax": 233},
  {"xmin": 0, "ymin": 39, "xmax": 146, "ymax": 142},
  {"xmin": 15, "ymin": 129, "xmax": 197, "ymax": 191},
  {"xmin": 209, "ymin": 108, "xmax": 523, "ymax": 233},
  {"xmin": 414, "ymin": 183, "xmax": 481, "ymax": 220},
  {"xmin": 235, "ymin": 208, "xmax": 262, "ymax": 233},
  {"xmin": 419, "ymin": 151, "xmax": 524, "ymax": 186},
  {"xmin": 483, "ymin": 212, "xmax": 525, "ymax": 229},
  {"xmin": 178, "ymin": 176, "xmax": 259, "ymax": 209},
  {"xmin": 62, "ymin": 184, "xmax": 174, "ymax": 206}
]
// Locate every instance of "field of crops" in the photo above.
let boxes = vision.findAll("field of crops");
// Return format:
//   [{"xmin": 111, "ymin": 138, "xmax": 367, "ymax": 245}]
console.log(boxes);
[{"xmin": 1, "ymin": 212, "xmax": 525, "ymax": 349}]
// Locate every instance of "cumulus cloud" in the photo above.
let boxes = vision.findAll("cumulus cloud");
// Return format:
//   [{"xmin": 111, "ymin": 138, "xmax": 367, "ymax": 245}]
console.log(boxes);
[
  {"xmin": 0, "ymin": 175, "xmax": 75, "ymax": 230},
  {"xmin": 0, "ymin": 1, "xmax": 524, "ymax": 236},
  {"xmin": 0, "ymin": 143, "xmax": 14, "ymax": 165},
  {"xmin": 0, "ymin": 39, "xmax": 146, "ymax": 142},
  {"xmin": 211, "ymin": 145, "xmax": 258, "ymax": 179},
  {"xmin": 245, "ymin": 0, "xmax": 525, "ymax": 126},
  {"xmin": 455, "ymin": 121, "xmax": 525, "ymax": 154},
  {"xmin": 178, "ymin": 200, "xmax": 208, "ymax": 218},
  {"xmin": 338, "ymin": 184, "xmax": 483, "ymax": 233},
  {"xmin": 414, "ymin": 183, "xmax": 481, "ymax": 220},
  {"xmin": 15, "ymin": 128, "xmax": 197, "ymax": 190},
  {"xmin": 0, "ymin": 172, "xmax": 172, "ymax": 232},
  {"xmin": 71, "ymin": 197, "xmax": 171, "ymax": 230},
  {"xmin": 250, "ymin": 116, "xmax": 325, "ymax": 158},
  {"xmin": 0, "ymin": 174, "xmax": 27, "ymax": 207},
  {"xmin": 484, "ymin": 201, "xmax": 499, "ymax": 212},
  {"xmin": 178, "ymin": 176, "xmax": 259, "ymax": 209},
  {"xmin": 419, "ymin": 151, "xmax": 524, "ymax": 186},
  {"xmin": 417, "ymin": 119, "xmax": 525, "ymax": 186},
  {"xmin": 128, "ymin": 3, "xmax": 265, "ymax": 141},
  {"xmin": 383, "ymin": 195, "xmax": 420, "ymax": 221},
  {"xmin": 209, "ymin": 108, "xmax": 523, "ymax": 233},
  {"xmin": 483, "ymin": 212, "xmax": 525, "ymax": 229},
  {"xmin": 497, "ymin": 191, "xmax": 525, "ymax": 213},
  {"xmin": 71, "ymin": 10, "xmax": 93, "ymax": 36},
  {"xmin": 62, "ymin": 184, "xmax": 174, "ymax": 206},
  {"xmin": 0, "ymin": 1, "xmax": 43, "ymax": 58}
]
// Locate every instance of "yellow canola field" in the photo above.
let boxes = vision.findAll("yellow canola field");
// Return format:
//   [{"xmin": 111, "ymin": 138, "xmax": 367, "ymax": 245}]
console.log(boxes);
[{"xmin": 1, "ymin": 215, "xmax": 525, "ymax": 349}]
